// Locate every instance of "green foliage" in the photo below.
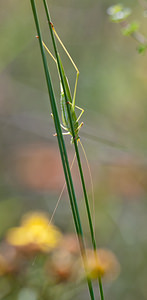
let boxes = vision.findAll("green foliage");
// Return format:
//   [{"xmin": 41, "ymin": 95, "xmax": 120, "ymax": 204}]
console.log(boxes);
[
  {"xmin": 137, "ymin": 43, "xmax": 147, "ymax": 53},
  {"xmin": 107, "ymin": 3, "xmax": 147, "ymax": 54},
  {"xmin": 121, "ymin": 22, "xmax": 140, "ymax": 36},
  {"xmin": 107, "ymin": 4, "xmax": 131, "ymax": 23}
]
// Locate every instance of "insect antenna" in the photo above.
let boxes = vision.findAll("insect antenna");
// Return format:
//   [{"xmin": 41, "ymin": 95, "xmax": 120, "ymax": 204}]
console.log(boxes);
[
  {"xmin": 79, "ymin": 140, "xmax": 96, "ymax": 236},
  {"xmin": 49, "ymin": 152, "xmax": 76, "ymax": 223}
]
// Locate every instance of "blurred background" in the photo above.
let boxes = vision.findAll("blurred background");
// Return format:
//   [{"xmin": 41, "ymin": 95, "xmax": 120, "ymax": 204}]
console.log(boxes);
[{"xmin": 0, "ymin": 0, "xmax": 147, "ymax": 299}]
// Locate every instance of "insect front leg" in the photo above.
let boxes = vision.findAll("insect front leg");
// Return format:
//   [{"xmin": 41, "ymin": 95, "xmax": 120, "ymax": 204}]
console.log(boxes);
[
  {"xmin": 77, "ymin": 121, "xmax": 84, "ymax": 131},
  {"xmin": 60, "ymin": 124, "xmax": 69, "ymax": 131},
  {"xmin": 51, "ymin": 113, "xmax": 67, "ymax": 136},
  {"xmin": 53, "ymin": 131, "xmax": 70, "ymax": 137},
  {"xmin": 75, "ymin": 105, "xmax": 84, "ymax": 122},
  {"xmin": 62, "ymin": 132, "xmax": 71, "ymax": 135}
]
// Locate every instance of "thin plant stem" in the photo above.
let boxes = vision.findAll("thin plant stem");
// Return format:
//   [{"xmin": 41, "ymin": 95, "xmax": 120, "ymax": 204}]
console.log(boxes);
[
  {"xmin": 98, "ymin": 277, "xmax": 104, "ymax": 300},
  {"xmin": 42, "ymin": 0, "xmax": 96, "ymax": 248},
  {"xmin": 42, "ymin": 0, "xmax": 104, "ymax": 298},
  {"xmin": 30, "ymin": 1, "xmax": 96, "ymax": 299},
  {"xmin": 120, "ymin": 20, "xmax": 147, "ymax": 44}
]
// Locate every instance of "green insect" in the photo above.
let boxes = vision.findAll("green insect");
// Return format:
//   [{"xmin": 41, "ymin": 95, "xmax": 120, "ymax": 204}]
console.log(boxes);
[
  {"xmin": 41, "ymin": 23, "xmax": 84, "ymax": 143},
  {"xmin": 37, "ymin": 24, "xmax": 94, "ymax": 223}
]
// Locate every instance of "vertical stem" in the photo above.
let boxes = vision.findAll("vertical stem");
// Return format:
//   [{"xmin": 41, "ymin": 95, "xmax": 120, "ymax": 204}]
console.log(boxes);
[
  {"xmin": 98, "ymin": 277, "xmax": 104, "ymax": 300},
  {"xmin": 30, "ymin": 1, "xmax": 96, "ymax": 299},
  {"xmin": 42, "ymin": 0, "xmax": 96, "ymax": 248},
  {"xmin": 42, "ymin": 1, "xmax": 104, "ymax": 299}
]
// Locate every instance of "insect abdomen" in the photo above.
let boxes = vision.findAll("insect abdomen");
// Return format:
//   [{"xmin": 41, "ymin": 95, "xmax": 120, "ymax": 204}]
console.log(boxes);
[{"xmin": 61, "ymin": 93, "xmax": 79, "ymax": 134}]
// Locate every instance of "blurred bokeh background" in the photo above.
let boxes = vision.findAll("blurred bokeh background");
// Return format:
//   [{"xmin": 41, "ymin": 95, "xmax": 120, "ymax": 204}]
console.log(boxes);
[{"xmin": 0, "ymin": 0, "xmax": 147, "ymax": 299}]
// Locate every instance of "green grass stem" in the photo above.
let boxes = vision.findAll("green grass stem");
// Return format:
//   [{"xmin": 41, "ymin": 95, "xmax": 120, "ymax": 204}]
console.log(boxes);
[
  {"xmin": 42, "ymin": 1, "xmax": 104, "ymax": 299},
  {"xmin": 30, "ymin": 1, "xmax": 96, "ymax": 299}
]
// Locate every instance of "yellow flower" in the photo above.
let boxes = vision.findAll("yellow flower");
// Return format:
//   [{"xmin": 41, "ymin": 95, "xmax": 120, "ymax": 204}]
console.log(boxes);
[
  {"xmin": 84, "ymin": 249, "xmax": 120, "ymax": 281},
  {"xmin": 6, "ymin": 212, "xmax": 62, "ymax": 253},
  {"xmin": 21, "ymin": 212, "xmax": 50, "ymax": 228}
]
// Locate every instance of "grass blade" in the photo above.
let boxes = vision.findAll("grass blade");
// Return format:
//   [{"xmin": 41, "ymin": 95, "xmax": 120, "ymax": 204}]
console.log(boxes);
[
  {"xmin": 41, "ymin": 1, "xmax": 105, "ymax": 299},
  {"xmin": 30, "ymin": 1, "xmax": 96, "ymax": 299}
]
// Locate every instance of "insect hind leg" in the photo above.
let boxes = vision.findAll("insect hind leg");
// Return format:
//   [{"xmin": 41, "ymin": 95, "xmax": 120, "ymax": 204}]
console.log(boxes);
[{"xmin": 51, "ymin": 25, "xmax": 79, "ymax": 110}]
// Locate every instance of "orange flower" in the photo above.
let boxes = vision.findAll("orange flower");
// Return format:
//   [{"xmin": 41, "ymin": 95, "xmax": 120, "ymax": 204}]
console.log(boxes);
[
  {"xmin": 84, "ymin": 249, "xmax": 120, "ymax": 281},
  {"xmin": 0, "ymin": 254, "xmax": 9, "ymax": 276},
  {"xmin": 46, "ymin": 249, "xmax": 81, "ymax": 283},
  {"xmin": 57, "ymin": 234, "xmax": 80, "ymax": 255},
  {"xmin": 0, "ymin": 242, "xmax": 23, "ymax": 276}
]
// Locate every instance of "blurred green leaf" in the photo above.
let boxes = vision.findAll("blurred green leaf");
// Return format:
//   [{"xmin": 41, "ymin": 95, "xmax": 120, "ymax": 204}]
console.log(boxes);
[
  {"xmin": 107, "ymin": 4, "xmax": 131, "ymax": 23},
  {"xmin": 18, "ymin": 288, "xmax": 37, "ymax": 300},
  {"xmin": 121, "ymin": 22, "xmax": 140, "ymax": 36},
  {"xmin": 137, "ymin": 44, "xmax": 147, "ymax": 53},
  {"xmin": 0, "ymin": 198, "xmax": 22, "ymax": 237},
  {"xmin": 0, "ymin": 278, "xmax": 11, "ymax": 299}
]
